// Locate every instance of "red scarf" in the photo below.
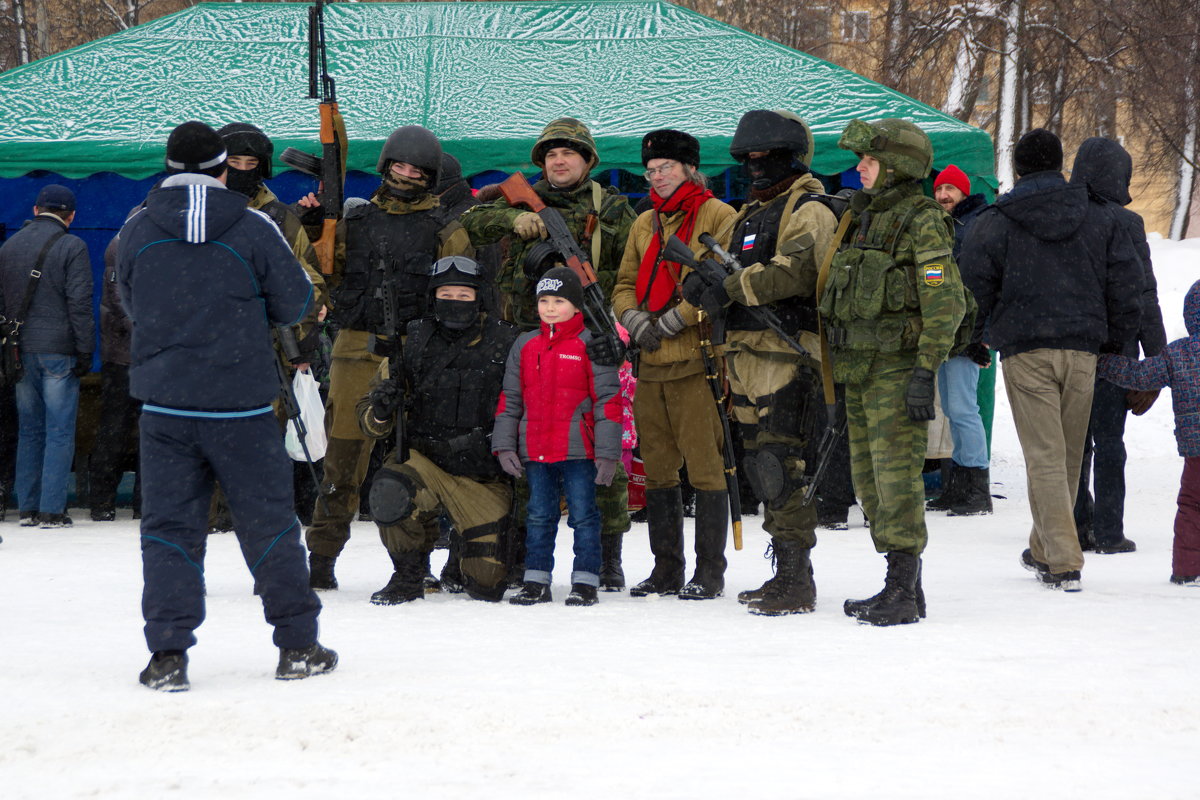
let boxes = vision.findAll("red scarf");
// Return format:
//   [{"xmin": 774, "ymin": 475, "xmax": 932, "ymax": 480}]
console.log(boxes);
[{"xmin": 635, "ymin": 181, "xmax": 715, "ymax": 313}]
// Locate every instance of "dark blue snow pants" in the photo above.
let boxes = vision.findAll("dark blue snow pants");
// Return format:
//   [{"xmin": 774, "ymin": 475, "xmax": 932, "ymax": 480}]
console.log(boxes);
[
  {"xmin": 139, "ymin": 409, "xmax": 321, "ymax": 652},
  {"xmin": 1074, "ymin": 377, "xmax": 1130, "ymax": 547}
]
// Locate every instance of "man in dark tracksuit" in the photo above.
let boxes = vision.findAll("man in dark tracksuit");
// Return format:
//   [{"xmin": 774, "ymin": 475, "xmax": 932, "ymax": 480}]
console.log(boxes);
[
  {"xmin": 117, "ymin": 121, "xmax": 335, "ymax": 691},
  {"xmin": 1069, "ymin": 137, "xmax": 1167, "ymax": 554}
]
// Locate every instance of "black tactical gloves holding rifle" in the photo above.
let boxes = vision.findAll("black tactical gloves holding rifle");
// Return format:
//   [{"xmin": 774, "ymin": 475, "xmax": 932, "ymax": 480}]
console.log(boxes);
[
  {"xmin": 369, "ymin": 378, "xmax": 403, "ymax": 424},
  {"xmin": 905, "ymin": 367, "xmax": 937, "ymax": 421}
]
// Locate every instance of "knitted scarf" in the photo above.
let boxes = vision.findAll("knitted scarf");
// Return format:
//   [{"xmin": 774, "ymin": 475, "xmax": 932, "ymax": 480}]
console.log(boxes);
[{"xmin": 635, "ymin": 181, "xmax": 714, "ymax": 313}]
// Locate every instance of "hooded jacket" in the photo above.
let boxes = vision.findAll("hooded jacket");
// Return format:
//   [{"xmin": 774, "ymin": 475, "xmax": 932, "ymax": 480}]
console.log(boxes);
[
  {"xmin": 1098, "ymin": 280, "xmax": 1200, "ymax": 457},
  {"xmin": 1071, "ymin": 137, "xmax": 1167, "ymax": 359},
  {"xmin": 116, "ymin": 174, "xmax": 312, "ymax": 412},
  {"xmin": 959, "ymin": 170, "xmax": 1142, "ymax": 359}
]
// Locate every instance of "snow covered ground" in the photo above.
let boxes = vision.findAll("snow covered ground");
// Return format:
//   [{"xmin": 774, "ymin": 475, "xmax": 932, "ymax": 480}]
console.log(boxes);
[{"xmin": 3, "ymin": 239, "xmax": 1199, "ymax": 799}]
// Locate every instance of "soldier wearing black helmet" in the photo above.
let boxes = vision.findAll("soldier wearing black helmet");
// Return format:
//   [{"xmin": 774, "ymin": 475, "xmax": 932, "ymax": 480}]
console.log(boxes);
[
  {"xmin": 355, "ymin": 256, "xmax": 518, "ymax": 604},
  {"xmin": 682, "ymin": 110, "xmax": 839, "ymax": 616},
  {"xmin": 298, "ymin": 125, "xmax": 474, "ymax": 591}
]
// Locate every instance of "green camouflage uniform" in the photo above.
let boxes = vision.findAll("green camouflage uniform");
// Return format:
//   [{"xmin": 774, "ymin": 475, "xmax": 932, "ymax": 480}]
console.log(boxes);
[
  {"xmin": 460, "ymin": 118, "xmax": 635, "ymax": 536},
  {"xmin": 818, "ymin": 119, "xmax": 966, "ymax": 556}
]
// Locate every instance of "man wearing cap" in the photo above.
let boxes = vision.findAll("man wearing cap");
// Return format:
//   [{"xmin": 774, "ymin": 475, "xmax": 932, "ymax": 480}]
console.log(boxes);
[
  {"xmin": 961, "ymin": 128, "xmax": 1143, "ymax": 592},
  {"xmin": 925, "ymin": 164, "xmax": 993, "ymax": 516},
  {"xmin": 297, "ymin": 125, "xmax": 474, "ymax": 591},
  {"xmin": 461, "ymin": 117, "xmax": 636, "ymax": 590},
  {"xmin": 820, "ymin": 118, "xmax": 967, "ymax": 626},
  {"xmin": 0, "ymin": 184, "xmax": 93, "ymax": 528},
  {"xmin": 613, "ymin": 129, "xmax": 737, "ymax": 600},
  {"xmin": 356, "ymin": 256, "xmax": 518, "ymax": 605},
  {"xmin": 117, "ymin": 120, "xmax": 335, "ymax": 690}
]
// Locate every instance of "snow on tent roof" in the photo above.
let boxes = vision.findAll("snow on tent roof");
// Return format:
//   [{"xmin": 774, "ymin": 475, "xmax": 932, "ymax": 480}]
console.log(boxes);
[{"xmin": 0, "ymin": 0, "xmax": 995, "ymax": 184}]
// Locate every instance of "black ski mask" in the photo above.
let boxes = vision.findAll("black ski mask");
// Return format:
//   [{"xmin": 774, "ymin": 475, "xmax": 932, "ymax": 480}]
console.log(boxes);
[
  {"xmin": 743, "ymin": 150, "xmax": 802, "ymax": 191},
  {"xmin": 226, "ymin": 166, "xmax": 263, "ymax": 198},
  {"xmin": 434, "ymin": 298, "xmax": 479, "ymax": 331}
]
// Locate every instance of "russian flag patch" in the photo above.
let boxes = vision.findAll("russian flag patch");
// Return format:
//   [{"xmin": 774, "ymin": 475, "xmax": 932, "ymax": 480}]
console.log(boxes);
[
  {"xmin": 741, "ymin": 233, "xmax": 757, "ymax": 251},
  {"xmin": 923, "ymin": 264, "xmax": 945, "ymax": 287}
]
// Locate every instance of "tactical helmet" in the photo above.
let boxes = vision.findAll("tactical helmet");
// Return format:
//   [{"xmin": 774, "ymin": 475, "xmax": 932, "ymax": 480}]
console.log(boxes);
[
  {"xmin": 217, "ymin": 122, "xmax": 274, "ymax": 178},
  {"xmin": 376, "ymin": 125, "xmax": 443, "ymax": 185},
  {"xmin": 838, "ymin": 118, "xmax": 933, "ymax": 185},
  {"xmin": 429, "ymin": 255, "xmax": 483, "ymax": 291},
  {"xmin": 729, "ymin": 110, "xmax": 813, "ymax": 162},
  {"xmin": 435, "ymin": 152, "xmax": 463, "ymax": 195},
  {"xmin": 531, "ymin": 117, "xmax": 599, "ymax": 170}
]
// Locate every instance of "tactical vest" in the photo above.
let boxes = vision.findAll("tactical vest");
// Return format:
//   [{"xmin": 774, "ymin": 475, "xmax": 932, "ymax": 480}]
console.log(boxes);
[
  {"xmin": 727, "ymin": 192, "xmax": 831, "ymax": 337},
  {"xmin": 403, "ymin": 316, "xmax": 518, "ymax": 479},
  {"xmin": 333, "ymin": 203, "xmax": 441, "ymax": 334},
  {"xmin": 818, "ymin": 193, "xmax": 943, "ymax": 354}
]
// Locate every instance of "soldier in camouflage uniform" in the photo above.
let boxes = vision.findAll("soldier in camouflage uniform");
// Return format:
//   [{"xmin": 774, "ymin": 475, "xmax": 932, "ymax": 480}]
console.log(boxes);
[
  {"xmin": 300, "ymin": 126, "xmax": 474, "ymax": 590},
  {"xmin": 683, "ymin": 110, "xmax": 838, "ymax": 615},
  {"xmin": 819, "ymin": 119, "xmax": 966, "ymax": 626},
  {"xmin": 460, "ymin": 117, "xmax": 635, "ymax": 589}
]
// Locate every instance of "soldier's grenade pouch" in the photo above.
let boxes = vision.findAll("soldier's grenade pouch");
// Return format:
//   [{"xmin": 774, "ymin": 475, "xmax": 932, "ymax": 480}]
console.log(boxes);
[{"xmin": 369, "ymin": 468, "xmax": 419, "ymax": 526}]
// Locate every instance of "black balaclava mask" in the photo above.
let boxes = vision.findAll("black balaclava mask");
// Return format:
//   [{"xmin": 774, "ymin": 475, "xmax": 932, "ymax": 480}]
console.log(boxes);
[
  {"xmin": 434, "ymin": 298, "xmax": 480, "ymax": 331},
  {"xmin": 226, "ymin": 166, "xmax": 263, "ymax": 198},
  {"xmin": 743, "ymin": 149, "xmax": 801, "ymax": 191}
]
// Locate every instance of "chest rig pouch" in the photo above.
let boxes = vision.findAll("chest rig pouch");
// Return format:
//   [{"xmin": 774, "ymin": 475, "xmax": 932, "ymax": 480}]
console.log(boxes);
[
  {"xmin": 335, "ymin": 204, "xmax": 439, "ymax": 333},
  {"xmin": 818, "ymin": 196, "xmax": 926, "ymax": 353}
]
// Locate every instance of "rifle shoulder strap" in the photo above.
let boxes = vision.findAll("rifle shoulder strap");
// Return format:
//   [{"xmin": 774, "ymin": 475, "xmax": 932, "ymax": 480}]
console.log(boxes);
[
  {"xmin": 814, "ymin": 211, "xmax": 853, "ymax": 405},
  {"xmin": 589, "ymin": 181, "xmax": 603, "ymax": 269},
  {"xmin": 12, "ymin": 229, "xmax": 66, "ymax": 325}
]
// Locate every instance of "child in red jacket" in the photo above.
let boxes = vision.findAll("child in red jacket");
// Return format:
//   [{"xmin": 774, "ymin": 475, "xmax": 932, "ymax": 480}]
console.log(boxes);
[{"xmin": 493, "ymin": 267, "xmax": 622, "ymax": 606}]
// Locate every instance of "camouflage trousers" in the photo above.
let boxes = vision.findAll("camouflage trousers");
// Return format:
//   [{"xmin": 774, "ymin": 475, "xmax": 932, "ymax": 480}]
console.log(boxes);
[
  {"xmin": 727, "ymin": 347, "xmax": 821, "ymax": 548},
  {"xmin": 845, "ymin": 353, "xmax": 928, "ymax": 555},
  {"xmin": 304, "ymin": 331, "xmax": 383, "ymax": 558},
  {"xmin": 377, "ymin": 450, "xmax": 511, "ymax": 590}
]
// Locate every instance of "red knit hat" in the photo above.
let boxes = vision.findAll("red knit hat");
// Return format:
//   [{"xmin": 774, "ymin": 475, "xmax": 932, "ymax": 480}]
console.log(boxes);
[{"xmin": 934, "ymin": 164, "xmax": 970, "ymax": 196}]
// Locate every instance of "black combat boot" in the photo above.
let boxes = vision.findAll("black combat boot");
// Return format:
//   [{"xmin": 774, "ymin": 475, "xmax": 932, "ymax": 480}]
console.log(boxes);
[
  {"xmin": 370, "ymin": 550, "xmax": 426, "ymax": 605},
  {"xmin": 439, "ymin": 532, "xmax": 466, "ymax": 593},
  {"xmin": 565, "ymin": 583, "xmax": 599, "ymax": 606},
  {"xmin": 737, "ymin": 540, "xmax": 779, "ymax": 604},
  {"xmin": 850, "ymin": 551, "xmax": 922, "ymax": 626},
  {"xmin": 630, "ymin": 487, "xmax": 686, "ymax": 597},
  {"xmin": 308, "ymin": 553, "xmax": 338, "ymax": 591},
  {"xmin": 509, "ymin": 581, "xmax": 552, "ymax": 605},
  {"xmin": 275, "ymin": 642, "xmax": 338, "ymax": 680},
  {"xmin": 139, "ymin": 650, "xmax": 189, "ymax": 692},
  {"xmin": 948, "ymin": 467, "xmax": 992, "ymax": 516},
  {"xmin": 599, "ymin": 533, "xmax": 625, "ymax": 592},
  {"xmin": 422, "ymin": 549, "xmax": 441, "ymax": 593},
  {"xmin": 679, "ymin": 490, "xmax": 729, "ymax": 600},
  {"xmin": 747, "ymin": 540, "xmax": 815, "ymax": 616},
  {"xmin": 925, "ymin": 461, "xmax": 964, "ymax": 511}
]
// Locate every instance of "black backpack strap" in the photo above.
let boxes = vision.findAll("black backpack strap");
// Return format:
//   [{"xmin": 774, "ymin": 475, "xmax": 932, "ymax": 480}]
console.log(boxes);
[{"xmin": 11, "ymin": 228, "xmax": 66, "ymax": 326}]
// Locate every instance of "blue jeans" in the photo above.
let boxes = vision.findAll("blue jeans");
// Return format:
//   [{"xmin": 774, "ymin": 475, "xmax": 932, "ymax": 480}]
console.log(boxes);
[
  {"xmin": 15, "ymin": 353, "xmax": 80, "ymax": 514},
  {"xmin": 524, "ymin": 459, "xmax": 601, "ymax": 587},
  {"xmin": 938, "ymin": 355, "xmax": 989, "ymax": 469}
]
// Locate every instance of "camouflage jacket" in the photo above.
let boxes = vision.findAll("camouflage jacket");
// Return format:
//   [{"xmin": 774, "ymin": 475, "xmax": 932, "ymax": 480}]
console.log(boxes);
[
  {"xmin": 460, "ymin": 178, "xmax": 635, "ymax": 330},
  {"xmin": 819, "ymin": 180, "xmax": 965, "ymax": 384}
]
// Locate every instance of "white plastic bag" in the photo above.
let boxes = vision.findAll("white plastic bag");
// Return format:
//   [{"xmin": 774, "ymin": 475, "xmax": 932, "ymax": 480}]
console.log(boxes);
[{"xmin": 284, "ymin": 368, "xmax": 328, "ymax": 462}]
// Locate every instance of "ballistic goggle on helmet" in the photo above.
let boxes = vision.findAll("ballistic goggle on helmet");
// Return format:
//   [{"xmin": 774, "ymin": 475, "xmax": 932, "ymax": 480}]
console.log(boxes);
[
  {"xmin": 838, "ymin": 118, "xmax": 933, "ymax": 183},
  {"xmin": 429, "ymin": 255, "xmax": 483, "ymax": 291}
]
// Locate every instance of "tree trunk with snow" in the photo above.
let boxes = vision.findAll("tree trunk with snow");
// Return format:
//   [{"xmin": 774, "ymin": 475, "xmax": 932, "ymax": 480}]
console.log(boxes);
[{"xmin": 995, "ymin": 0, "xmax": 1024, "ymax": 192}]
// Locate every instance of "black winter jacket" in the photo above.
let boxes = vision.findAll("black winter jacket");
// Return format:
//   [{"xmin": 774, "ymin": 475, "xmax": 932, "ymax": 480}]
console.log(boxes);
[
  {"xmin": 1070, "ymin": 137, "xmax": 1167, "ymax": 359},
  {"xmin": 950, "ymin": 193, "xmax": 989, "ymax": 261},
  {"xmin": 0, "ymin": 214, "xmax": 94, "ymax": 357},
  {"xmin": 117, "ymin": 175, "xmax": 312, "ymax": 412},
  {"xmin": 959, "ymin": 170, "xmax": 1142, "ymax": 359}
]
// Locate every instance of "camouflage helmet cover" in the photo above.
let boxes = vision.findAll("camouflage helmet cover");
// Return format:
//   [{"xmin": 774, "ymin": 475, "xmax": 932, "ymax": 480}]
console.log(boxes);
[
  {"xmin": 838, "ymin": 118, "xmax": 933, "ymax": 183},
  {"xmin": 531, "ymin": 117, "xmax": 599, "ymax": 170}
]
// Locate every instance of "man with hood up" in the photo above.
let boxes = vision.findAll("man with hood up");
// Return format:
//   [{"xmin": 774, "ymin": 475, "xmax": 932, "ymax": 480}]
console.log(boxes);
[
  {"xmin": 117, "ymin": 121, "xmax": 335, "ymax": 690},
  {"xmin": 1069, "ymin": 137, "xmax": 1167, "ymax": 555},
  {"xmin": 960, "ymin": 128, "xmax": 1143, "ymax": 592},
  {"xmin": 821, "ymin": 118, "xmax": 967, "ymax": 626}
]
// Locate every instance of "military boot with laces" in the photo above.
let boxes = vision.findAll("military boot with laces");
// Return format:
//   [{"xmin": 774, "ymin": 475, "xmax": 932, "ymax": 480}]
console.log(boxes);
[{"xmin": 747, "ymin": 541, "xmax": 816, "ymax": 616}]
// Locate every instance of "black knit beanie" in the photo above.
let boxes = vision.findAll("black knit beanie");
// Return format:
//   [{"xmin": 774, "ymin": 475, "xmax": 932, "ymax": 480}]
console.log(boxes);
[
  {"xmin": 1013, "ymin": 128, "xmax": 1063, "ymax": 176},
  {"xmin": 535, "ymin": 266, "xmax": 584, "ymax": 311},
  {"xmin": 166, "ymin": 121, "xmax": 227, "ymax": 178}
]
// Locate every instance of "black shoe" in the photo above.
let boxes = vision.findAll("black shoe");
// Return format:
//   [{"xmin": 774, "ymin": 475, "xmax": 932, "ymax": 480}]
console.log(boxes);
[
  {"xmin": 276, "ymin": 642, "xmax": 338, "ymax": 680},
  {"xmin": 1020, "ymin": 548, "xmax": 1049, "ymax": 575},
  {"xmin": 309, "ymin": 553, "xmax": 338, "ymax": 590},
  {"xmin": 816, "ymin": 508, "xmax": 849, "ymax": 531},
  {"xmin": 565, "ymin": 583, "xmax": 599, "ymax": 606},
  {"xmin": 926, "ymin": 462, "xmax": 964, "ymax": 511},
  {"xmin": 440, "ymin": 558, "xmax": 466, "ymax": 594},
  {"xmin": 678, "ymin": 578, "xmax": 724, "ymax": 600},
  {"xmin": 509, "ymin": 581, "xmax": 552, "ymax": 605},
  {"xmin": 140, "ymin": 650, "xmax": 189, "ymax": 692},
  {"xmin": 629, "ymin": 507, "xmax": 647, "ymax": 523},
  {"xmin": 370, "ymin": 550, "xmax": 426, "ymax": 605},
  {"xmin": 747, "ymin": 541, "xmax": 815, "ymax": 616},
  {"xmin": 19, "ymin": 511, "xmax": 39, "ymax": 526},
  {"xmin": 629, "ymin": 576, "xmax": 684, "ymax": 597},
  {"xmin": 599, "ymin": 534, "xmax": 625, "ymax": 592},
  {"xmin": 850, "ymin": 552, "xmax": 921, "ymax": 626},
  {"xmin": 1093, "ymin": 537, "xmax": 1137, "ymax": 554},
  {"xmin": 91, "ymin": 508, "xmax": 116, "ymax": 522},
  {"xmin": 947, "ymin": 466, "xmax": 993, "ymax": 516},
  {"xmin": 1038, "ymin": 569, "xmax": 1082, "ymax": 592},
  {"xmin": 39, "ymin": 513, "xmax": 73, "ymax": 529},
  {"xmin": 1170, "ymin": 574, "xmax": 1200, "ymax": 586}
]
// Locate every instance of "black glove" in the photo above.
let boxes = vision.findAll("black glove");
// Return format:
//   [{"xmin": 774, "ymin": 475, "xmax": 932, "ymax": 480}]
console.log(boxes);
[
  {"xmin": 369, "ymin": 378, "xmax": 403, "ymax": 421},
  {"xmin": 962, "ymin": 342, "xmax": 991, "ymax": 368},
  {"xmin": 294, "ymin": 326, "xmax": 321, "ymax": 365},
  {"xmin": 681, "ymin": 271, "xmax": 711, "ymax": 307},
  {"xmin": 700, "ymin": 282, "xmax": 731, "ymax": 315},
  {"xmin": 73, "ymin": 353, "xmax": 92, "ymax": 378},
  {"xmin": 905, "ymin": 367, "xmax": 937, "ymax": 422},
  {"xmin": 586, "ymin": 333, "xmax": 625, "ymax": 367}
]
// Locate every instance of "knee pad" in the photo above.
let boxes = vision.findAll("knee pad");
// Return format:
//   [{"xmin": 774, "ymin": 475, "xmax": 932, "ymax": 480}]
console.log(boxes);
[
  {"xmin": 756, "ymin": 444, "xmax": 810, "ymax": 509},
  {"xmin": 459, "ymin": 522, "xmax": 507, "ymax": 591},
  {"xmin": 741, "ymin": 451, "xmax": 766, "ymax": 503},
  {"xmin": 369, "ymin": 469, "xmax": 418, "ymax": 527}
]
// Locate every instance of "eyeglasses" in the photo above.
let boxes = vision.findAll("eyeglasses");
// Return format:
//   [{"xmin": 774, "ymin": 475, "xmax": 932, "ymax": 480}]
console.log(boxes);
[
  {"xmin": 643, "ymin": 161, "xmax": 680, "ymax": 180},
  {"xmin": 431, "ymin": 256, "xmax": 482, "ymax": 276}
]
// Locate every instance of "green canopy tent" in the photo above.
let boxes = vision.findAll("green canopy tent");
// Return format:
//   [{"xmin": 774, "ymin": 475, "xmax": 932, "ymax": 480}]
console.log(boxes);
[{"xmin": 0, "ymin": 0, "xmax": 995, "ymax": 184}]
